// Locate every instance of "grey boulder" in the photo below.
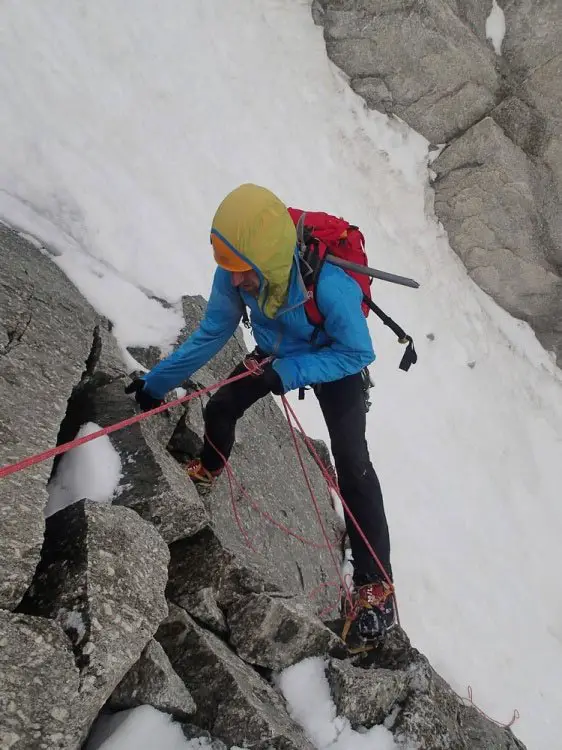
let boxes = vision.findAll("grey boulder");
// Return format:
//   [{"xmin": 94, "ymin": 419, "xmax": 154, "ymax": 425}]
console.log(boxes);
[
  {"xmin": 326, "ymin": 658, "xmax": 409, "ymax": 727},
  {"xmin": 167, "ymin": 526, "xmax": 284, "ymax": 625},
  {"xmin": 157, "ymin": 604, "xmax": 315, "ymax": 750},
  {"xmin": 18, "ymin": 500, "xmax": 169, "ymax": 747},
  {"xmin": 0, "ymin": 610, "xmax": 79, "ymax": 750},
  {"xmin": 109, "ymin": 639, "xmax": 196, "ymax": 720},
  {"xmin": 0, "ymin": 225, "xmax": 117, "ymax": 610},
  {"xmin": 228, "ymin": 592, "xmax": 341, "ymax": 670}
]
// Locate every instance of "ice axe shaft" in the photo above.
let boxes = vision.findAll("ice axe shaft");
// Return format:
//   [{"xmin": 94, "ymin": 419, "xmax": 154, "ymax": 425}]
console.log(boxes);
[{"xmin": 325, "ymin": 253, "xmax": 420, "ymax": 289}]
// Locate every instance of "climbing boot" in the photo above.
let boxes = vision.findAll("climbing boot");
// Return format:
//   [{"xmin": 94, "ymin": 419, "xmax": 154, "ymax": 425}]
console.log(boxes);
[
  {"xmin": 185, "ymin": 458, "xmax": 222, "ymax": 496},
  {"xmin": 342, "ymin": 580, "xmax": 396, "ymax": 649}
]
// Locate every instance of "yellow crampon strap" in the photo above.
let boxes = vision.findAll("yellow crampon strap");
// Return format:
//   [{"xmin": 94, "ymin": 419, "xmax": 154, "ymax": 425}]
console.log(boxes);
[
  {"xmin": 341, "ymin": 617, "xmax": 353, "ymax": 644},
  {"xmin": 341, "ymin": 616, "xmax": 375, "ymax": 653}
]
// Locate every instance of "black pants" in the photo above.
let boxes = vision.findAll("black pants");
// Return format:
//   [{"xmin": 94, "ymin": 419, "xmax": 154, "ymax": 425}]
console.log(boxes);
[{"xmin": 200, "ymin": 362, "xmax": 392, "ymax": 585}]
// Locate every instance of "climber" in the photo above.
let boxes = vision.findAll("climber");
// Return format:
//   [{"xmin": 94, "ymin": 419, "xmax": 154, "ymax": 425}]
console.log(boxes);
[{"xmin": 125, "ymin": 183, "xmax": 395, "ymax": 642}]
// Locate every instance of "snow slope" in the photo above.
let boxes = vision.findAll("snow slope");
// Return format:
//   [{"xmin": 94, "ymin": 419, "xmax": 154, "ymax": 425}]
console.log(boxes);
[{"xmin": 1, "ymin": 2, "xmax": 562, "ymax": 747}]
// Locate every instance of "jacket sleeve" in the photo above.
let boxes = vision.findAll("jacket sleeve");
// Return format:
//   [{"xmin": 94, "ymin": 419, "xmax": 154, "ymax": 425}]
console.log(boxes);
[
  {"xmin": 142, "ymin": 268, "xmax": 243, "ymax": 398},
  {"xmin": 273, "ymin": 270, "xmax": 375, "ymax": 392}
]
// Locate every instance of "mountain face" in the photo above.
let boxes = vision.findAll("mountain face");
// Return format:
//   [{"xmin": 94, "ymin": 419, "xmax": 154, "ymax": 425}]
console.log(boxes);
[
  {"xmin": 314, "ymin": 0, "xmax": 562, "ymax": 365},
  {"xmin": 0, "ymin": 228, "xmax": 525, "ymax": 749}
]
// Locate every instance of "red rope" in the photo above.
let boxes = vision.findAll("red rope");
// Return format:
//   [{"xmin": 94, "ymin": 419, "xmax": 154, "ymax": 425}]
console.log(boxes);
[
  {"xmin": 281, "ymin": 396, "xmax": 353, "ymax": 607},
  {"xmin": 0, "ymin": 369, "xmax": 257, "ymax": 480},
  {"xmin": 0, "ymin": 361, "xmax": 520, "ymax": 728},
  {"xmin": 461, "ymin": 686, "xmax": 520, "ymax": 729},
  {"xmin": 204, "ymin": 431, "xmax": 338, "ymax": 550},
  {"xmin": 222, "ymin": 456, "xmax": 257, "ymax": 553},
  {"xmin": 281, "ymin": 398, "xmax": 520, "ymax": 726},
  {"xmin": 282, "ymin": 396, "xmax": 395, "ymax": 590}
]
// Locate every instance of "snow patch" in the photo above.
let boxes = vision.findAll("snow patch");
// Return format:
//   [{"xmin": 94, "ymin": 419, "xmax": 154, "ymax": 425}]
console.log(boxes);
[
  {"xmin": 486, "ymin": 0, "xmax": 506, "ymax": 55},
  {"xmin": 330, "ymin": 487, "xmax": 345, "ymax": 522},
  {"xmin": 45, "ymin": 422, "xmax": 122, "ymax": 517},
  {"xmin": 59, "ymin": 609, "xmax": 87, "ymax": 647},
  {"xmin": 85, "ymin": 705, "xmax": 209, "ymax": 750},
  {"xmin": 278, "ymin": 658, "xmax": 402, "ymax": 750}
]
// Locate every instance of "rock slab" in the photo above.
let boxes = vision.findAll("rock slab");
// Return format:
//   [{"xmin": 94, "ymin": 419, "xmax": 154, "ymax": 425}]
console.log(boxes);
[
  {"xmin": 0, "ymin": 610, "xmax": 80, "ymax": 750},
  {"xmin": 18, "ymin": 500, "xmax": 169, "ymax": 747},
  {"xmin": 228, "ymin": 592, "xmax": 340, "ymax": 671},
  {"xmin": 109, "ymin": 638, "xmax": 196, "ymax": 720},
  {"xmin": 157, "ymin": 604, "xmax": 315, "ymax": 750},
  {"xmin": 0, "ymin": 226, "xmax": 104, "ymax": 610}
]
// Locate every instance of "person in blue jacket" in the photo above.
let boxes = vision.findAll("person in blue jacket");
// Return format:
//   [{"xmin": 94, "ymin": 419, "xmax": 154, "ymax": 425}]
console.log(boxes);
[{"xmin": 126, "ymin": 183, "xmax": 395, "ymax": 640}]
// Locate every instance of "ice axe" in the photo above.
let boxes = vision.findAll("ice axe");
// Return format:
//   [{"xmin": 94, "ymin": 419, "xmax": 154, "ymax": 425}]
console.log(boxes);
[{"xmin": 325, "ymin": 253, "xmax": 420, "ymax": 289}]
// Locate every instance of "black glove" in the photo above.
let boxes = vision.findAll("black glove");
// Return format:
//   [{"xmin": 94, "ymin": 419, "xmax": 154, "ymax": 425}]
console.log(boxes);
[
  {"xmin": 124, "ymin": 378, "xmax": 164, "ymax": 412},
  {"xmin": 261, "ymin": 362, "xmax": 284, "ymax": 395}
]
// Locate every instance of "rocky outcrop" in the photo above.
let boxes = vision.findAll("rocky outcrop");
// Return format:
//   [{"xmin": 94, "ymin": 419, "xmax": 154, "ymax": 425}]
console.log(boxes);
[
  {"xmin": 317, "ymin": 0, "xmax": 501, "ymax": 144},
  {"xmin": 0, "ymin": 225, "xmax": 120, "ymax": 610},
  {"xmin": 109, "ymin": 639, "xmax": 196, "ymax": 720},
  {"xmin": 227, "ymin": 592, "xmax": 340, "ymax": 671},
  {"xmin": 1, "ymin": 235, "xmax": 526, "ymax": 748},
  {"xmin": 0, "ymin": 611, "xmax": 80, "ymax": 750},
  {"xmin": 433, "ymin": 116, "xmax": 562, "ymax": 349},
  {"xmin": 17, "ymin": 500, "xmax": 169, "ymax": 748},
  {"xmin": 156, "ymin": 604, "xmax": 315, "ymax": 750},
  {"xmin": 322, "ymin": 630, "xmax": 525, "ymax": 750},
  {"xmin": 314, "ymin": 0, "xmax": 562, "ymax": 364}
]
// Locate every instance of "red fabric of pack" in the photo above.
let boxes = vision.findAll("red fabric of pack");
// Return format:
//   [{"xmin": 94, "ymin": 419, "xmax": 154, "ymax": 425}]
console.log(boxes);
[{"xmin": 288, "ymin": 207, "xmax": 372, "ymax": 319}]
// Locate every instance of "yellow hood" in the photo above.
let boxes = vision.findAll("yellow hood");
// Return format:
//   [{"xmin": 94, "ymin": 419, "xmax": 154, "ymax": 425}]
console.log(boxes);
[{"xmin": 211, "ymin": 184, "xmax": 297, "ymax": 318}]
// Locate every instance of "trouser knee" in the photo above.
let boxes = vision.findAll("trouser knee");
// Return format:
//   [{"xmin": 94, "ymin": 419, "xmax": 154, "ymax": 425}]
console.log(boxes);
[
  {"xmin": 204, "ymin": 387, "xmax": 239, "ymax": 425},
  {"xmin": 332, "ymin": 445, "xmax": 371, "ymax": 482}
]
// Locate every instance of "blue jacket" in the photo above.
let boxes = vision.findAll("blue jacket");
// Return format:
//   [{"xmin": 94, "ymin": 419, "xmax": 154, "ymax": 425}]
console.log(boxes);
[{"xmin": 142, "ymin": 253, "xmax": 375, "ymax": 399}]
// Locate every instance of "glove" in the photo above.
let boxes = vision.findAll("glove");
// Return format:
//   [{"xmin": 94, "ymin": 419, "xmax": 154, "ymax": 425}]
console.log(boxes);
[
  {"xmin": 125, "ymin": 378, "xmax": 164, "ymax": 412},
  {"xmin": 261, "ymin": 362, "xmax": 285, "ymax": 395},
  {"xmin": 243, "ymin": 353, "xmax": 284, "ymax": 395}
]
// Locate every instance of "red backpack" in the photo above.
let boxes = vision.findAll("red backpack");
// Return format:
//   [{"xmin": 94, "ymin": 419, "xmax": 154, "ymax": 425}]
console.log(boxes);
[
  {"xmin": 239, "ymin": 206, "xmax": 417, "ymax": 373},
  {"xmin": 287, "ymin": 207, "xmax": 372, "ymax": 324},
  {"xmin": 287, "ymin": 207, "xmax": 417, "ymax": 373}
]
